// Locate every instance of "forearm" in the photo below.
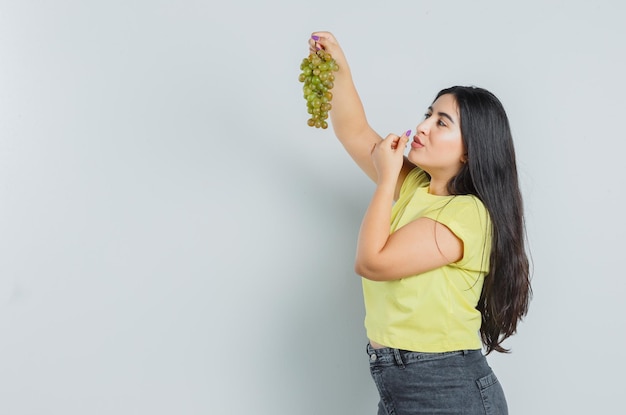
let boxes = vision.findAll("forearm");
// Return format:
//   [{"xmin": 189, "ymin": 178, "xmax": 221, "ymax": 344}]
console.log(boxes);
[
  {"xmin": 329, "ymin": 62, "xmax": 371, "ymax": 140},
  {"xmin": 329, "ymin": 58, "xmax": 381, "ymax": 180},
  {"xmin": 354, "ymin": 181, "xmax": 395, "ymax": 277}
]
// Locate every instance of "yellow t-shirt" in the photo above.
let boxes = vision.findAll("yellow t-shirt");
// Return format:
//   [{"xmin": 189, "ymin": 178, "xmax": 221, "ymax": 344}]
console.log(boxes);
[{"xmin": 362, "ymin": 167, "xmax": 492, "ymax": 352}]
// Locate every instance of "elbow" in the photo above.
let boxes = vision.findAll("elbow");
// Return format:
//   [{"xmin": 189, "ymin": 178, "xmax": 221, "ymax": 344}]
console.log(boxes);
[{"xmin": 354, "ymin": 258, "xmax": 386, "ymax": 281}]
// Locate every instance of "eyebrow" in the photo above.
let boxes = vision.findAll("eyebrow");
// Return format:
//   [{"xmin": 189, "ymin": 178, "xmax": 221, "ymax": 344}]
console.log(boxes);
[{"xmin": 427, "ymin": 106, "xmax": 456, "ymax": 125}]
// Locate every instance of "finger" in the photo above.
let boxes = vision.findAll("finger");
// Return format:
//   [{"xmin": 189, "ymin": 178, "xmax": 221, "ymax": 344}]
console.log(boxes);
[
  {"xmin": 384, "ymin": 133, "xmax": 400, "ymax": 150},
  {"xmin": 308, "ymin": 37, "xmax": 318, "ymax": 53},
  {"xmin": 310, "ymin": 32, "xmax": 334, "ymax": 51},
  {"xmin": 310, "ymin": 39, "xmax": 323, "ymax": 53},
  {"xmin": 390, "ymin": 130, "xmax": 411, "ymax": 151},
  {"xmin": 400, "ymin": 129, "xmax": 411, "ymax": 149},
  {"xmin": 308, "ymin": 34, "xmax": 320, "ymax": 51},
  {"xmin": 311, "ymin": 32, "xmax": 332, "ymax": 43}
]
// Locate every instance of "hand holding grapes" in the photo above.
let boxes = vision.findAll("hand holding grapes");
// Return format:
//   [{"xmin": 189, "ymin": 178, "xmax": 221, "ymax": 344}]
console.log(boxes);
[
  {"xmin": 307, "ymin": 32, "xmax": 346, "ymax": 66},
  {"xmin": 298, "ymin": 32, "xmax": 345, "ymax": 129}
]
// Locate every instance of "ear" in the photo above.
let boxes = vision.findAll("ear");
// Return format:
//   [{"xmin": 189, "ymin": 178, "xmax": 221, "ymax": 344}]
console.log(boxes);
[{"xmin": 460, "ymin": 154, "xmax": 468, "ymax": 164}]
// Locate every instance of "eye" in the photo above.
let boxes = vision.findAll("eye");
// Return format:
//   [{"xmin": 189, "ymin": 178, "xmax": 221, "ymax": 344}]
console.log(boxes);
[
  {"xmin": 437, "ymin": 119, "xmax": 447, "ymax": 127},
  {"xmin": 424, "ymin": 113, "xmax": 431, "ymax": 119}
]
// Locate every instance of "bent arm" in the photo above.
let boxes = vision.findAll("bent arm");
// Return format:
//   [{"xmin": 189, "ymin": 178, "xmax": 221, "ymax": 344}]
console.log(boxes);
[{"xmin": 354, "ymin": 182, "xmax": 463, "ymax": 281}]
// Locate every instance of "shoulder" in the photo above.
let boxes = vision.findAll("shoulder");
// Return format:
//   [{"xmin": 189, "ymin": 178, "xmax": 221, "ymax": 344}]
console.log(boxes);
[
  {"xmin": 423, "ymin": 195, "xmax": 491, "ymax": 242},
  {"xmin": 443, "ymin": 195, "xmax": 490, "ymax": 229},
  {"xmin": 448, "ymin": 195, "xmax": 489, "ymax": 218}
]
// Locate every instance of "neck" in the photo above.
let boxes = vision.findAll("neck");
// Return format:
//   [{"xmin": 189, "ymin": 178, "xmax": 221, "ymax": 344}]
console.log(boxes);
[
  {"xmin": 425, "ymin": 166, "xmax": 462, "ymax": 196},
  {"xmin": 428, "ymin": 178, "xmax": 450, "ymax": 196}
]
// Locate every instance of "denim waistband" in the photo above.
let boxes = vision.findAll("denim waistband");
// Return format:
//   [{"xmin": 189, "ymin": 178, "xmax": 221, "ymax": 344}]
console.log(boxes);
[{"xmin": 366, "ymin": 342, "xmax": 482, "ymax": 367}]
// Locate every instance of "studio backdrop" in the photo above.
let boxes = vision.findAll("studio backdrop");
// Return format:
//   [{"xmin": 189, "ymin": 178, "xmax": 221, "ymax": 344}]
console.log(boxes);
[{"xmin": 1, "ymin": 0, "xmax": 624, "ymax": 414}]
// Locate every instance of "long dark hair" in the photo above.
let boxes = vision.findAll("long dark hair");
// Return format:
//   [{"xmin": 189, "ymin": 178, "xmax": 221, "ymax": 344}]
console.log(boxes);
[{"xmin": 437, "ymin": 86, "xmax": 532, "ymax": 354}]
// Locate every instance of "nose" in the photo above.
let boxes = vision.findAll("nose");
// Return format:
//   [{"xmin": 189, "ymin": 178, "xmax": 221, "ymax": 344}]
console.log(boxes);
[{"xmin": 416, "ymin": 118, "xmax": 430, "ymax": 136}]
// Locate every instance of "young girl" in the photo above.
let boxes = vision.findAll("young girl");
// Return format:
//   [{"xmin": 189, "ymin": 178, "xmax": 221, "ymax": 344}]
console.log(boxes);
[{"xmin": 307, "ymin": 32, "xmax": 531, "ymax": 415}]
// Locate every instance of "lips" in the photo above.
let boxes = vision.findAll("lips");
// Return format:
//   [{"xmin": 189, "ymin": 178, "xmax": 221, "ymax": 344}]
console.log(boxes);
[{"xmin": 411, "ymin": 136, "xmax": 424, "ymax": 148}]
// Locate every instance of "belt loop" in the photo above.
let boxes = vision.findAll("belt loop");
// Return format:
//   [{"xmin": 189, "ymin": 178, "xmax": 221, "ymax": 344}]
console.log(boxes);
[{"xmin": 393, "ymin": 348, "xmax": 405, "ymax": 369}]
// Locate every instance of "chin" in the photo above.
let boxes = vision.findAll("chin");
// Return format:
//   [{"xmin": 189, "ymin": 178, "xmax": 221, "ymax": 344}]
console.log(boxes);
[{"xmin": 407, "ymin": 153, "xmax": 423, "ymax": 168}]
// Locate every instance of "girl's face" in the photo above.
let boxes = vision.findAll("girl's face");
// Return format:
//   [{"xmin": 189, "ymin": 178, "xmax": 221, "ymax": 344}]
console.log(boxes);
[{"xmin": 408, "ymin": 93, "xmax": 465, "ymax": 178}]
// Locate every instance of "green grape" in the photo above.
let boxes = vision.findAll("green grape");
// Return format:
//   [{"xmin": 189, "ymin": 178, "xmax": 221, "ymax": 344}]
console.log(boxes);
[{"xmin": 298, "ymin": 48, "xmax": 339, "ymax": 129}]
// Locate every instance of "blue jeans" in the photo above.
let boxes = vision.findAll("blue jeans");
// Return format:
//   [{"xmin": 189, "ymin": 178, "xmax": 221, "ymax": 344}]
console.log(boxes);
[{"xmin": 367, "ymin": 343, "xmax": 508, "ymax": 415}]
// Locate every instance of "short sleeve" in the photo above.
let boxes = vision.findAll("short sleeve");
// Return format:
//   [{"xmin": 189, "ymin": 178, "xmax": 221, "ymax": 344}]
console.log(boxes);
[{"xmin": 422, "ymin": 197, "xmax": 491, "ymax": 270}]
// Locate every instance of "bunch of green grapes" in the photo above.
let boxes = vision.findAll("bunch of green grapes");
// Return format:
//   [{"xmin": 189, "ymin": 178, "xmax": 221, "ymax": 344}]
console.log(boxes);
[{"xmin": 298, "ymin": 49, "xmax": 339, "ymax": 129}]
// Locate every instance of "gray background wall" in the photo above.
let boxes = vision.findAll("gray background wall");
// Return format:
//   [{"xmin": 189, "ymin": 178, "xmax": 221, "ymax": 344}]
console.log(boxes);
[{"xmin": 1, "ymin": 0, "xmax": 624, "ymax": 414}]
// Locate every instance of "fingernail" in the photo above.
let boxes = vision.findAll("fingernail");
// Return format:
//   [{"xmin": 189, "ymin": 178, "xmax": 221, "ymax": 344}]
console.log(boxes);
[
  {"xmin": 311, "ymin": 35, "xmax": 320, "ymax": 41},
  {"xmin": 405, "ymin": 130, "xmax": 411, "ymax": 137}
]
